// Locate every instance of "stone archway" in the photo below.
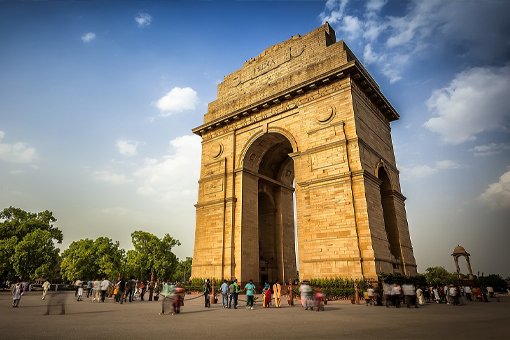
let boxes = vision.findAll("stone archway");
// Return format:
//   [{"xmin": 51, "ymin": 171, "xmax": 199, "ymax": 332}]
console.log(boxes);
[
  {"xmin": 191, "ymin": 23, "xmax": 417, "ymax": 283},
  {"xmin": 241, "ymin": 132, "xmax": 297, "ymax": 285}
]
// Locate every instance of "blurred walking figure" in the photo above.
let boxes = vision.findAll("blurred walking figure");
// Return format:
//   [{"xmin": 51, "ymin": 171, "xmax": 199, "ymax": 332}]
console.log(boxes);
[
  {"xmin": 77, "ymin": 282, "xmax": 84, "ymax": 301},
  {"xmin": 299, "ymin": 281, "xmax": 313, "ymax": 310},
  {"xmin": 172, "ymin": 283, "xmax": 185, "ymax": 314},
  {"xmin": 92, "ymin": 279, "xmax": 101, "ymax": 302},
  {"xmin": 273, "ymin": 280, "xmax": 282, "ymax": 308},
  {"xmin": 365, "ymin": 285, "xmax": 375, "ymax": 306},
  {"xmin": 416, "ymin": 286, "xmax": 425, "ymax": 305},
  {"xmin": 391, "ymin": 283, "xmax": 402, "ymax": 308},
  {"xmin": 402, "ymin": 283, "xmax": 417, "ymax": 308},
  {"xmin": 11, "ymin": 279, "xmax": 23, "ymax": 308},
  {"xmin": 42, "ymin": 280, "xmax": 51, "ymax": 300},
  {"xmin": 464, "ymin": 285, "xmax": 472, "ymax": 301},
  {"xmin": 159, "ymin": 282, "xmax": 174, "ymax": 315},
  {"xmin": 314, "ymin": 288, "xmax": 325, "ymax": 311},
  {"xmin": 383, "ymin": 282, "xmax": 391, "ymax": 307}
]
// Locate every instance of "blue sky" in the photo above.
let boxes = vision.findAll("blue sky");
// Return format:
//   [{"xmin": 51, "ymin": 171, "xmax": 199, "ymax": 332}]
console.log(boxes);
[{"xmin": 1, "ymin": 0, "xmax": 509, "ymax": 277}]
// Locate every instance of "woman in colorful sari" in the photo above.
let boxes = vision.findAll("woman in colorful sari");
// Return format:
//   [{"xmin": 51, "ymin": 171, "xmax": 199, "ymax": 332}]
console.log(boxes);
[{"xmin": 263, "ymin": 282, "xmax": 272, "ymax": 308}]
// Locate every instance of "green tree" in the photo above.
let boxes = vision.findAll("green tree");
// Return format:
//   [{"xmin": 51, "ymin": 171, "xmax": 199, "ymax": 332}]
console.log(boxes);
[
  {"xmin": 60, "ymin": 237, "xmax": 124, "ymax": 281},
  {"xmin": 11, "ymin": 229, "xmax": 60, "ymax": 280},
  {"xmin": 128, "ymin": 231, "xmax": 180, "ymax": 299},
  {"xmin": 0, "ymin": 207, "xmax": 63, "ymax": 280},
  {"xmin": 173, "ymin": 257, "xmax": 192, "ymax": 283},
  {"xmin": 477, "ymin": 274, "xmax": 508, "ymax": 291},
  {"xmin": 0, "ymin": 207, "xmax": 62, "ymax": 242},
  {"xmin": 424, "ymin": 266, "xmax": 456, "ymax": 285}
]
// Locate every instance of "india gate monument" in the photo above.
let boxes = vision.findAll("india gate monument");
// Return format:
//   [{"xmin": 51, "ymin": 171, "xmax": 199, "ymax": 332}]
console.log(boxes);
[{"xmin": 191, "ymin": 23, "xmax": 417, "ymax": 284}]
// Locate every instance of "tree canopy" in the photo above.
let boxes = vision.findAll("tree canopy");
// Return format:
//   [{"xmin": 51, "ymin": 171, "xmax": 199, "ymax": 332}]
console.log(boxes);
[
  {"xmin": 125, "ymin": 231, "xmax": 180, "ymax": 281},
  {"xmin": 0, "ymin": 207, "xmax": 62, "ymax": 280},
  {"xmin": 424, "ymin": 266, "xmax": 457, "ymax": 285},
  {"xmin": 60, "ymin": 237, "xmax": 124, "ymax": 281}
]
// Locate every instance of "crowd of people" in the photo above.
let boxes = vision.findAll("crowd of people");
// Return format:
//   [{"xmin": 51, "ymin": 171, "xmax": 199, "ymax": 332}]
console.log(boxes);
[
  {"xmin": 362, "ymin": 282, "xmax": 501, "ymax": 308},
  {"xmin": 8, "ymin": 276, "xmax": 504, "ymax": 313}
]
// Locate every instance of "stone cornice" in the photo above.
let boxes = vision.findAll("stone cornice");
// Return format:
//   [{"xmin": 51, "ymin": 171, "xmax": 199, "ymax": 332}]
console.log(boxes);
[{"xmin": 193, "ymin": 61, "xmax": 399, "ymax": 136}]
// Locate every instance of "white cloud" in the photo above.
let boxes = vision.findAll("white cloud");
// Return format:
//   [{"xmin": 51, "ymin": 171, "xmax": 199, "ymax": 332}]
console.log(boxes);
[
  {"xmin": 363, "ymin": 43, "xmax": 379, "ymax": 64},
  {"xmin": 156, "ymin": 87, "xmax": 199, "ymax": 116},
  {"xmin": 134, "ymin": 135, "xmax": 201, "ymax": 201},
  {"xmin": 366, "ymin": 0, "xmax": 387, "ymax": 13},
  {"xmin": 342, "ymin": 15, "xmax": 362, "ymax": 39},
  {"xmin": 93, "ymin": 170, "xmax": 132, "ymax": 185},
  {"xmin": 135, "ymin": 12, "xmax": 152, "ymax": 27},
  {"xmin": 81, "ymin": 32, "xmax": 96, "ymax": 43},
  {"xmin": 116, "ymin": 139, "xmax": 140, "ymax": 157},
  {"xmin": 400, "ymin": 159, "xmax": 459, "ymax": 179},
  {"xmin": 0, "ymin": 130, "xmax": 37, "ymax": 164},
  {"xmin": 470, "ymin": 143, "xmax": 510, "ymax": 157},
  {"xmin": 424, "ymin": 64, "xmax": 510, "ymax": 144},
  {"xmin": 319, "ymin": 0, "xmax": 349, "ymax": 26},
  {"xmin": 479, "ymin": 169, "xmax": 510, "ymax": 210}
]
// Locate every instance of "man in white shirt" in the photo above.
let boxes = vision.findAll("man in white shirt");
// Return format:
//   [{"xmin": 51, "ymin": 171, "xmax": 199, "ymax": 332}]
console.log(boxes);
[{"xmin": 100, "ymin": 278, "xmax": 111, "ymax": 302}]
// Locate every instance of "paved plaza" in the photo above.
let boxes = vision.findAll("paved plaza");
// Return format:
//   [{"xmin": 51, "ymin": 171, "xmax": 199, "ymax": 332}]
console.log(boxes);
[{"xmin": 1, "ymin": 291, "xmax": 508, "ymax": 339}]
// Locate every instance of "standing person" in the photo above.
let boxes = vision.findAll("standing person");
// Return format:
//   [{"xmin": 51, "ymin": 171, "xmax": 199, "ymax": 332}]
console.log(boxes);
[
  {"xmin": 139, "ymin": 281, "xmax": 146, "ymax": 301},
  {"xmin": 126, "ymin": 277, "xmax": 135, "ymax": 303},
  {"xmin": 273, "ymin": 280, "xmax": 282, "ymax": 308},
  {"xmin": 116, "ymin": 278, "xmax": 126, "ymax": 304},
  {"xmin": 228, "ymin": 280, "xmax": 238, "ymax": 309},
  {"xmin": 262, "ymin": 282, "xmax": 271, "ymax": 308},
  {"xmin": 100, "ymin": 278, "xmax": 110, "ymax": 302},
  {"xmin": 86, "ymin": 280, "xmax": 93, "ymax": 298},
  {"xmin": 244, "ymin": 279, "xmax": 256, "ymax": 310},
  {"xmin": 220, "ymin": 280, "xmax": 229, "ymax": 308},
  {"xmin": 12, "ymin": 279, "xmax": 23, "ymax": 308},
  {"xmin": 203, "ymin": 279, "xmax": 211, "ymax": 308},
  {"xmin": 42, "ymin": 280, "xmax": 51, "ymax": 300}
]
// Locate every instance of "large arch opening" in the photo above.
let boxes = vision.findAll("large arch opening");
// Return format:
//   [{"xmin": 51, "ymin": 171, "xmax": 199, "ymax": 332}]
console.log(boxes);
[
  {"xmin": 242, "ymin": 132, "xmax": 297, "ymax": 285},
  {"xmin": 378, "ymin": 167, "xmax": 401, "ymax": 265}
]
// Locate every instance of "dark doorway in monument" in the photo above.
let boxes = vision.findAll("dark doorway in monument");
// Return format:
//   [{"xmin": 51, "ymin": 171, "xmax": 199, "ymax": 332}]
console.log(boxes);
[
  {"xmin": 378, "ymin": 166, "xmax": 402, "ymax": 268},
  {"xmin": 243, "ymin": 132, "xmax": 298, "ymax": 285}
]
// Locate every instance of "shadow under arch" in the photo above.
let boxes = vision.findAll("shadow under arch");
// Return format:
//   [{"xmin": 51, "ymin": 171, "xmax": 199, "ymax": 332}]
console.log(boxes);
[
  {"xmin": 376, "ymin": 164, "xmax": 402, "ymax": 266},
  {"xmin": 239, "ymin": 130, "xmax": 298, "ymax": 285}
]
